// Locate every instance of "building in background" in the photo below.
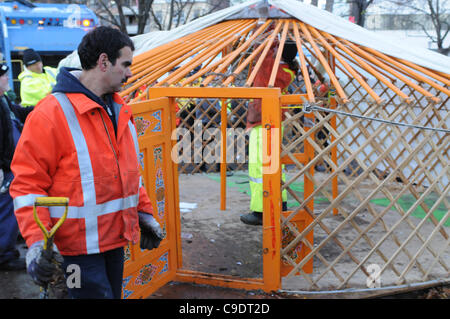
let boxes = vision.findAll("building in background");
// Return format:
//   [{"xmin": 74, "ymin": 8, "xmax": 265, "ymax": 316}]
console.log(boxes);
[{"xmin": 333, "ymin": 0, "xmax": 450, "ymax": 55}]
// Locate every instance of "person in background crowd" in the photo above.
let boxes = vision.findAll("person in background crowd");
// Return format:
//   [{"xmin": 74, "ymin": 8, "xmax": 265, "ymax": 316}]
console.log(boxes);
[
  {"xmin": 0, "ymin": 63, "xmax": 33, "ymax": 271},
  {"xmin": 18, "ymin": 48, "xmax": 58, "ymax": 107}
]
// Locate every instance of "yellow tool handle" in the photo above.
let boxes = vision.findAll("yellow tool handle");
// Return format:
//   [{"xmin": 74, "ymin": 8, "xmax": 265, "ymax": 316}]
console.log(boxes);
[
  {"xmin": 34, "ymin": 197, "xmax": 69, "ymax": 207},
  {"xmin": 33, "ymin": 197, "xmax": 69, "ymax": 249},
  {"xmin": 32, "ymin": 197, "xmax": 69, "ymax": 299}
]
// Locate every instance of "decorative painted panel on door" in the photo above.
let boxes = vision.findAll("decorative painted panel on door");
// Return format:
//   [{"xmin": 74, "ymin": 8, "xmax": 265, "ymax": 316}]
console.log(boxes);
[{"xmin": 122, "ymin": 97, "xmax": 179, "ymax": 299}]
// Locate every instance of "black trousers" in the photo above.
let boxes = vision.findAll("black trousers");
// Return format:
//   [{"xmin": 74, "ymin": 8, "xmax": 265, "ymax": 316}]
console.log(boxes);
[{"xmin": 62, "ymin": 247, "xmax": 124, "ymax": 299}]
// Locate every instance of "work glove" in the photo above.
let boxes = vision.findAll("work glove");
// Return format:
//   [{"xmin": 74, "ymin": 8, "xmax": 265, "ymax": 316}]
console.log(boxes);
[
  {"xmin": 25, "ymin": 240, "xmax": 64, "ymax": 287},
  {"xmin": 138, "ymin": 212, "xmax": 163, "ymax": 250}
]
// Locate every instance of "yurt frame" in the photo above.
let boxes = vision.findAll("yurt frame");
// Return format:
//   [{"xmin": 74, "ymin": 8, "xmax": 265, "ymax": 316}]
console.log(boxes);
[{"xmin": 120, "ymin": 15, "xmax": 449, "ymax": 297}]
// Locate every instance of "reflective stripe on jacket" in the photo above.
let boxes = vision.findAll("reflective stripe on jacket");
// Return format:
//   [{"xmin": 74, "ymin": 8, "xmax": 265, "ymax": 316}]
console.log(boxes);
[
  {"xmin": 10, "ymin": 92, "xmax": 154, "ymax": 256},
  {"xmin": 18, "ymin": 66, "xmax": 58, "ymax": 107}
]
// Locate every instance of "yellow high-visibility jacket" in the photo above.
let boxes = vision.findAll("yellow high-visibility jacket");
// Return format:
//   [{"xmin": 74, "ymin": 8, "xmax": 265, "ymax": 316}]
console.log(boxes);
[{"xmin": 18, "ymin": 66, "xmax": 58, "ymax": 107}]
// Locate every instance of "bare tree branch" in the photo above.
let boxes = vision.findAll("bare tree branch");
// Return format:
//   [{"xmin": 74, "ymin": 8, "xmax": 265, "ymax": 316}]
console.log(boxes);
[
  {"xmin": 386, "ymin": 0, "xmax": 450, "ymax": 54},
  {"xmin": 97, "ymin": 0, "xmax": 121, "ymax": 28},
  {"xmin": 149, "ymin": 5, "xmax": 164, "ymax": 31},
  {"xmin": 167, "ymin": 0, "xmax": 175, "ymax": 30},
  {"xmin": 137, "ymin": 0, "xmax": 154, "ymax": 34}
]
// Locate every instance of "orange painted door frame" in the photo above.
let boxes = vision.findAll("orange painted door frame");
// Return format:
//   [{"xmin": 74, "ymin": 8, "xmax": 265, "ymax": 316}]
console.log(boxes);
[{"xmin": 148, "ymin": 87, "xmax": 285, "ymax": 292}]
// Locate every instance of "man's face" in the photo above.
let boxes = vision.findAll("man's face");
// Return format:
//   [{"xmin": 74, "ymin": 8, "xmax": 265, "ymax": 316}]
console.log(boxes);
[
  {"xmin": 27, "ymin": 61, "xmax": 43, "ymax": 74},
  {"xmin": 105, "ymin": 46, "xmax": 133, "ymax": 93},
  {"xmin": 0, "ymin": 73, "xmax": 10, "ymax": 94}
]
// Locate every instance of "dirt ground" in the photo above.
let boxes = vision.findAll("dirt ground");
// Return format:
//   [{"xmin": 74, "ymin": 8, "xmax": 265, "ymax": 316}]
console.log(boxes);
[
  {"xmin": 0, "ymin": 240, "xmax": 40, "ymax": 299},
  {"xmin": 0, "ymin": 170, "xmax": 448, "ymax": 299},
  {"xmin": 176, "ymin": 171, "xmax": 449, "ymax": 293},
  {"xmin": 177, "ymin": 171, "xmax": 264, "ymax": 279}
]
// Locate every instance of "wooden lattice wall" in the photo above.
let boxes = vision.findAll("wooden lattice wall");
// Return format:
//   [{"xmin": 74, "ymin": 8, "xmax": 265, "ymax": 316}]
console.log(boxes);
[{"xmin": 279, "ymin": 81, "xmax": 449, "ymax": 290}]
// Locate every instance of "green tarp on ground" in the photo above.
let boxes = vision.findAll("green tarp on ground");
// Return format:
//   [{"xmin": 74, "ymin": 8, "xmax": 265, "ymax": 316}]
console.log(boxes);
[
  {"xmin": 370, "ymin": 195, "xmax": 449, "ymax": 227},
  {"xmin": 207, "ymin": 173, "xmax": 449, "ymax": 227}
]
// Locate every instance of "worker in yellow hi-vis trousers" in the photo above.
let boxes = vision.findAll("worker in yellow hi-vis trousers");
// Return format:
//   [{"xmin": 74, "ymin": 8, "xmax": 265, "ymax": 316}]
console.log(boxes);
[{"xmin": 240, "ymin": 41, "xmax": 298, "ymax": 226}]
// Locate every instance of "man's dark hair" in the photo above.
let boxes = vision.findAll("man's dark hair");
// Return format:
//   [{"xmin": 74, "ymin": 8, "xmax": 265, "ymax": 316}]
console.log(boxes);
[{"xmin": 78, "ymin": 26, "xmax": 134, "ymax": 70}]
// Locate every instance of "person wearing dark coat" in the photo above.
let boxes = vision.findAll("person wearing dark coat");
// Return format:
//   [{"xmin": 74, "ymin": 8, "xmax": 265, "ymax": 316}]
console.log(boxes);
[{"xmin": 0, "ymin": 63, "xmax": 33, "ymax": 270}]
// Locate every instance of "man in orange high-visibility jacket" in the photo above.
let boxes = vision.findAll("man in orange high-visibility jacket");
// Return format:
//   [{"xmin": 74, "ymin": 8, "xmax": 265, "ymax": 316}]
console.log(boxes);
[{"xmin": 10, "ymin": 26, "xmax": 163, "ymax": 299}]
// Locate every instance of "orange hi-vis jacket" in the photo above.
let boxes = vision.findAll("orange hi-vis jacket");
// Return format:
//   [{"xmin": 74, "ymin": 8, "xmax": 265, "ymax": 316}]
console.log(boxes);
[
  {"xmin": 10, "ymin": 92, "xmax": 154, "ymax": 256},
  {"xmin": 246, "ymin": 45, "xmax": 295, "ymax": 129}
]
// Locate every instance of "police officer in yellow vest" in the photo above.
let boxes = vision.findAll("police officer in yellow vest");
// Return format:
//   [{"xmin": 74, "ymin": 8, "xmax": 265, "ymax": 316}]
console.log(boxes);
[
  {"xmin": 240, "ymin": 41, "xmax": 297, "ymax": 226},
  {"xmin": 18, "ymin": 49, "xmax": 57, "ymax": 107}
]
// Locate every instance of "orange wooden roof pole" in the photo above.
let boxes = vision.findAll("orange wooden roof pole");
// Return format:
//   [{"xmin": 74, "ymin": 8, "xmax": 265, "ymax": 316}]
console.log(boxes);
[
  {"xmin": 199, "ymin": 19, "xmax": 273, "ymax": 86},
  {"xmin": 164, "ymin": 20, "xmax": 257, "ymax": 86},
  {"xmin": 268, "ymin": 20, "xmax": 290, "ymax": 87},
  {"xmin": 246, "ymin": 20, "xmax": 284, "ymax": 86},
  {"xmin": 319, "ymin": 35, "xmax": 373, "ymax": 81},
  {"xmin": 362, "ymin": 46, "xmax": 450, "ymax": 97},
  {"xmin": 292, "ymin": 20, "xmax": 315, "ymax": 102},
  {"xmin": 162, "ymin": 20, "xmax": 256, "ymax": 86},
  {"xmin": 221, "ymin": 22, "xmax": 281, "ymax": 86},
  {"xmin": 131, "ymin": 20, "xmax": 236, "ymax": 66},
  {"xmin": 297, "ymin": 22, "xmax": 348, "ymax": 103},
  {"xmin": 350, "ymin": 53, "xmax": 398, "ymax": 83},
  {"xmin": 393, "ymin": 57, "xmax": 450, "ymax": 86},
  {"xmin": 308, "ymin": 25, "xmax": 383, "ymax": 104},
  {"xmin": 432, "ymin": 70, "xmax": 450, "ymax": 80},
  {"xmin": 123, "ymin": 23, "xmax": 242, "ymax": 97},
  {"xmin": 295, "ymin": 34, "xmax": 361, "ymax": 82},
  {"xmin": 129, "ymin": 22, "xmax": 230, "ymax": 82},
  {"xmin": 320, "ymin": 30, "xmax": 410, "ymax": 102},
  {"xmin": 181, "ymin": 52, "xmax": 222, "ymax": 86},
  {"xmin": 210, "ymin": 20, "xmax": 274, "ymax": 81},
  {"xmin": 129, "ymin": 26, "xmax": 221, "ymax": 85},
  {"xmin": 339, "ymin": 37, "xmax": 440, "ymax": 103},
  {"xmin": 370, "ymin": 54, "xmax": 432, "ymax": 86},
  {"xmin": 126, "ymin": 20, "xmax": 253, "ymax": 96},
  {"xmin": 128, "ymin": 27, "xmax": 226, "ymax": 89},
  {"xmin": 301, "ymin": 33, "xmax": 375, "ymax": 84},
  {"xmin": 299, "ymin": 44, "xmax": 327, "ymax": 82},
  {"xmin": 154, "ymin": 19, "xmax": 253, "ymax": 85},
  {"xmin": 124, "ymin": 32, "xmax": 214, "ymax": 98}
]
